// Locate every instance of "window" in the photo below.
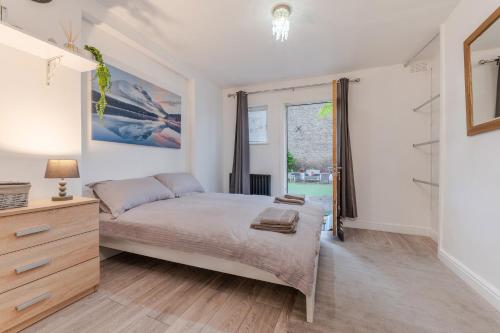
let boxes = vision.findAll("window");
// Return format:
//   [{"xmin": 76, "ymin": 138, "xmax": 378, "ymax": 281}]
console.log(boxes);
[{"xmin": 248, "ymin": 105, "xmax": 268, "ymax": 144}]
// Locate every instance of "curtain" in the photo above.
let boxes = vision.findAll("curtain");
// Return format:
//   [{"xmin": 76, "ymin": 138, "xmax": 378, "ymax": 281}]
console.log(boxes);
[
  {"xmin": 495, "ymin": 59, "xmax": 500, "ymax": 118},
  {"xmin": 229, "ymin": 91, "xmax": 251, "ymax": 194},
  {"xmin": 337, "ymin": 78, "xmax": 358, "ymax": 219}
]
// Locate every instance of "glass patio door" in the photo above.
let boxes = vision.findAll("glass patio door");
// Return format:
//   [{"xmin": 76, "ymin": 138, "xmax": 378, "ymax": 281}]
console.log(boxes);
[{"xmin": 286, "ymin": 102, "xmax": 334, "ymax": 230}]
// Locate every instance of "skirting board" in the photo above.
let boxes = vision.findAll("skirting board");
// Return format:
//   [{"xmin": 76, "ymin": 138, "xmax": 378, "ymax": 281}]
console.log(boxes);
[
  {"xmin": 428, "ymin": 229, "xmax": 439, "ymax": 243},
  {"xmin": 439, "ymin": 249, "xmax": 500, "ymax": 312},
  {"xmin": 343, "ymin": 219, "xmax": 434, "ymax": 238}
]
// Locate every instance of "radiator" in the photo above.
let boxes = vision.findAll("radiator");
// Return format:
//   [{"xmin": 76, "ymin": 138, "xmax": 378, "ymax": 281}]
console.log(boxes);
[{"xmin": 229, "ymin": 174, "xmax": 271, "ymax": 196}]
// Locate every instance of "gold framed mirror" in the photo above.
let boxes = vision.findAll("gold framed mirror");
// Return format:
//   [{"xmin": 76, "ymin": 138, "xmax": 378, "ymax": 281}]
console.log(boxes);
[{"xmin": 464, "ymin": 7, "xmax": 500, "ymax": 136}]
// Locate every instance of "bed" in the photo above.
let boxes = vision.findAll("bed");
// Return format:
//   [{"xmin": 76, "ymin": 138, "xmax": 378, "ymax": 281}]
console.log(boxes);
[{"xmin": 90, "ymin": 176, "xmax": 324, "ymax": 322}]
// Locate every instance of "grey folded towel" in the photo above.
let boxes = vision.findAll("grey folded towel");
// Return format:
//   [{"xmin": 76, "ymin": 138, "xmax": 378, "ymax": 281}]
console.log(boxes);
[
  {"xmin": 274, "ymin": 196, "xmax": 305, "ymax": 205},
  {"xmin": 250, "ymin": 207, "xmax": 299, "ymax": 234},
  {"xmin": 284, "ymin": 194, "xmax": 305, "ymax": 201},
  {"xmin": 250, "ymin": 219, "xmax": 298, "ymax": 234},
  {"xmin": 259, "ymin": 207, "xmax": 299, "ymax": 226}
]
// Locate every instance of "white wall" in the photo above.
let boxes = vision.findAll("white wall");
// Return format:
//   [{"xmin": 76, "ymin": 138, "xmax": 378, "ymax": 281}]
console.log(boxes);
[
  {"xmin": 79, "ymin": 6, "xmax": 223, "ymax": 191},
  {"xmin": 189, "ymin": 78, "xmax": 223, "ymax": 192},
  {"xmin": 439, "ymin": 0, "xmax": 500, "ymax": 311},
  {"xmin": 0, "ymin": 0, "xmax": 223, "ymax": 200},
  {"xmin": 0, "ymin": 0, "xmax": 82, "ymax": 199},
  {"xmin": 80, "ymin": 19, "xmax": 189, "ymax": 185},
  {"xmin": 431, "ymin": 48, "xmax": 441, "ymax": 241},
  {"xmin": 2, "ymin": 0, "xmax": 81, "ymax": 44},
  {"xmin": 223, "ymin": 64, "xmax": 435, "ymax": 235}
]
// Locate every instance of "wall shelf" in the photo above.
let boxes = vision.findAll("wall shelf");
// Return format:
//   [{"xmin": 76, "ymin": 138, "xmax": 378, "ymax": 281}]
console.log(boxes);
[
  {"xmin": 413, "ymin": 178, "xmax": 439, "ymax": 187},
  {"xmin": 412, "ymin": 139, "xmax": 440, "ymax": 148},
  {"xmin": 0, "ymin": 22, "xmax": 96, "ymax": 84},
  {"xmin": 413, "ymin": 94, "xmax": 440, "ymax": 112}
]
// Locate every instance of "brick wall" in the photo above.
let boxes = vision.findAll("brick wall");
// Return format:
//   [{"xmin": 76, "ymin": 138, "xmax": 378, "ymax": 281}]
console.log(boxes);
[{"xmin": 287, "ymin": 103, "xmax": 332, "ymax": 171}]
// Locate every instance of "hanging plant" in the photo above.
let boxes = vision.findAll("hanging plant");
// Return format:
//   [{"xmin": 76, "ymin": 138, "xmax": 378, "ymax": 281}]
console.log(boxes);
[{"xmin": 84, "ymin": 45, "xmax": 111, "ymax": 119}]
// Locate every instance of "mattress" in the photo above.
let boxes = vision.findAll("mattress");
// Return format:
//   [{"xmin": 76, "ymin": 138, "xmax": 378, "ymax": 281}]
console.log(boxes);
[{"xmin": 99, "ymin": 192, "xmax": 324, "ymax": 296}]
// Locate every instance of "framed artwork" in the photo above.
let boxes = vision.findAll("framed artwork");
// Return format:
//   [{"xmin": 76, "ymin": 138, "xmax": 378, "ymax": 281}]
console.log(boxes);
[
  {"xmin": 248, "ymin": 105, "xmax": 268, "ymax": 144},
  {"xmin": 91, "ymin": 64, "xmax": 182, "ymax": 149}
]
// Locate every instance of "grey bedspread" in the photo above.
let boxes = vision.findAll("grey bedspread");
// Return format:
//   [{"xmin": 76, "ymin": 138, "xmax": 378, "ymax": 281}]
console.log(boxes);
[{"xmin": 99, "ymin": 192, "xmax": 324, "ymax": 296}]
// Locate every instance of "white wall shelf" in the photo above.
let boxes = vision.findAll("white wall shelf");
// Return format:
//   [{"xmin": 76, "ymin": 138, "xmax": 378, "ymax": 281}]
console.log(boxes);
[
  {"xmin": 413, "ymin": 178, "xmax": 439, "ymax": 187},
  {"xmin": 412, "ymin": 139, "xmax": 440, "ymax": 148},
  {"xmin": 413, "ymin": 94, "xmax": 440, "ymax": 112},
  {"xmin": 0, "ymin": 22, "xmax": 96, "ymax": 84}
]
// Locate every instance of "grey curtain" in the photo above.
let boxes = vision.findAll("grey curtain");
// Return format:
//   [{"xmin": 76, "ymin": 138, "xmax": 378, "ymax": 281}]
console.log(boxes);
[
  {"xmin": 337, "ymin": 78, "xmax": 357, "ymax": 219},
  {"xmin": 229, "ymin": 91, "xmax": 251, "ymax": 194},
  {"xmin": 495, "ymin": 59, "xmax": 500, "ymax": 118}
]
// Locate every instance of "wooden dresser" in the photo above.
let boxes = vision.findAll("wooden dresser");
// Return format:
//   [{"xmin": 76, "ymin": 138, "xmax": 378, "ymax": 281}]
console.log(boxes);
[{"xmin": 0, "ymin": 197, "xmax": 100, "ymax": 332}]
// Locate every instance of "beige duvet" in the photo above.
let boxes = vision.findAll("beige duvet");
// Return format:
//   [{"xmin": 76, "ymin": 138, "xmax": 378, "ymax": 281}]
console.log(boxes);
[{"xmin": 99, "ymin": 193, "xmax": 324, "ymax": 296}]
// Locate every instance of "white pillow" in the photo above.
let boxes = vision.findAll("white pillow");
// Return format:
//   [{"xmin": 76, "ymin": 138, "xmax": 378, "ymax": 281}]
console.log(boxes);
[
  {"xmin": 87, "ymin": 177, "xmax": 175, "ymax": 217},
  {"xmin": 154, "ymin": 173, "xmax": 205, "ymax": 197}
]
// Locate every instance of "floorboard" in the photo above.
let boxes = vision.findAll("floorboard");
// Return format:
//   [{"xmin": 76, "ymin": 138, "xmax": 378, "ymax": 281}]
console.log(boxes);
[{"xmin": 22, "ymin": 228, "xmax": 500, "ymax": 333}]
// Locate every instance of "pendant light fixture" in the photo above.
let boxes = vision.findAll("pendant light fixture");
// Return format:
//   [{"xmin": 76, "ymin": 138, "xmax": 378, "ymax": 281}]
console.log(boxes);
[{"xmin": 272, "ymin": 4, "xmax": 291, "ymax": 42}]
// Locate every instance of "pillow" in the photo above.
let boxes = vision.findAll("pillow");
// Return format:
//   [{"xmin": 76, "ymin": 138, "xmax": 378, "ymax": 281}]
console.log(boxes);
[
  {"xmin": 82, "ymin": 185, "xmax": 111, "ymax": 213},
  {"xmin": 82, "ymin": 184, "xmax": 111, "ymax": 214},
  {"xmin": 154, "ymin": 173, "xmax": 205, "ymax": 197},
  {"xmin": 87, "ymin": 177, "xmax": 175, "ymax": 217}
]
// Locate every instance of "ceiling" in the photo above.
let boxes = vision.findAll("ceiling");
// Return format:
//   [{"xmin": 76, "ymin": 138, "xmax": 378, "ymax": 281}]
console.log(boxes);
[{"xmin": 97, "ymin": 0, "xmax": 459, "ymax": 87}]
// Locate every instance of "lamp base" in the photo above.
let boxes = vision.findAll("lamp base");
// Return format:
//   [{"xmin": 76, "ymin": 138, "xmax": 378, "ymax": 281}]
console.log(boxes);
[
  {"xmin": 52, "ymin": 179, "xmax": 73, "ymax": 201},
  {"xmin": 52, "ymin": 195, "xmax": 73, "ymax": 201}
]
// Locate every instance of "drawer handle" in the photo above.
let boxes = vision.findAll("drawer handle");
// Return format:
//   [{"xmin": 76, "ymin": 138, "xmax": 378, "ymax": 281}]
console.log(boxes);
[
  {"xmin": 15, "ymin": 224, "xmax": 51, "ymax": 237},
  {"xmin": 15, "ymin": 258, "xmax": 52, "ymax": 274},
  {"xmin": 16, "ymin": 292, "xmax": 51, "ymax": 311}
]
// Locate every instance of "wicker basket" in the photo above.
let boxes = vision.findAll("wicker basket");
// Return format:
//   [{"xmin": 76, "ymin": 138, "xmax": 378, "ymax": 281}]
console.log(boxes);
[{"xmin": 0, "ymin": 182, "xmax": 31, "ymax": 210}]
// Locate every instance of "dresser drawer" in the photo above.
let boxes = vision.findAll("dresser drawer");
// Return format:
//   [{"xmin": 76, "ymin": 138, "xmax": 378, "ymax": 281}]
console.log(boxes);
[
  {"xmin": 0, "ymin": 203, "xmax": 98, "ymax": 255},
  {"xmin": 0, "ymin": 231, "xmax": 98, "ymax": 294},
  {"xmin": 0, "ymin": 258, "xmax": 99, "ymax": 332}
]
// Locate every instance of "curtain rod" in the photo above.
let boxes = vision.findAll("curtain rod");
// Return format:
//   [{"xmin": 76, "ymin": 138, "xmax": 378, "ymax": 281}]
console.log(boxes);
[
  {"xmin": 479, "ymin": 57, "xmax": 499, "ymax": 65},
  {"xmin": 227, "ymin": 78, "xmax": 361, "ymax": 98}
]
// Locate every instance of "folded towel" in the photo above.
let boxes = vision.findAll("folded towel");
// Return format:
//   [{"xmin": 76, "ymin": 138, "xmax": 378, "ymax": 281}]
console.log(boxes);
[
  {"xmin": 274, "ymin": 196, "xmax": 305, "ymax": 205},
  {"xmin": 259, "ymin": 207, "xmax": 298, "ymax": 226},
  {"xmin": 250, "ymin": 219, "xmax": 298, "ymax": 234},
  {"xmin": 284, "ymin": 194, "xmax": 305, "ymax": 201},
  {"xmin": 250, "ymin": 207, "xmax": 299, "ymax": 233}
]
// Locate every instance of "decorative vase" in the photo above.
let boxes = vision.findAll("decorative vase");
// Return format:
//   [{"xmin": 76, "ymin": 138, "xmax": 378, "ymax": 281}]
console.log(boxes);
[{"xmin": 64, "ymin": 42, "xmax": 79, "ymax": 53}]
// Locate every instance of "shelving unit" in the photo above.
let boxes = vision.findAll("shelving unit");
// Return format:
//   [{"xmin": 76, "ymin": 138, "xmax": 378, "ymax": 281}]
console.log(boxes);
[
  {"xmin": 411, "ymin": 93, "xmax": 440, "ymax": 187},
  {"xmin": 413, "ymin": 178, "xmax": 439, "ymax": 187},
  {"xmin": 413, "ymin": 94, "xmax": 440, "ymax": 112},
  {"xmin": 413, "ymin": 139, "xmax": 440, "ymax": 148},
  {"xmin": 406, "ymin": 33, "xmax": 441, "ymax": 241},
  {"xmin": 0, "ymin": 22, "xmax": 96, "ymax": 84}
]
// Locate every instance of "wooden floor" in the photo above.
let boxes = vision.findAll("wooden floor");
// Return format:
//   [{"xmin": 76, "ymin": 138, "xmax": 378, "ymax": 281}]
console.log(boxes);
[{"xmin": 23, "ymin": 228, "xmax": 500, "ymax": 333}]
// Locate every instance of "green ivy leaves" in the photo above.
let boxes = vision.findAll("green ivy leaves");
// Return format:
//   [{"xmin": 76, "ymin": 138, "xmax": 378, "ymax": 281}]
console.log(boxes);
[{"xmin": 84, "ymin": 45, "xmax": 111, "ymax": 120}]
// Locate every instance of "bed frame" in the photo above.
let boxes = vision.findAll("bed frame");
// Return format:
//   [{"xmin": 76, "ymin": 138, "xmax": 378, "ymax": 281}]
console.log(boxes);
[{"xmin": 100, "ymin": 235, "xmax": 318, "ymax": 323}]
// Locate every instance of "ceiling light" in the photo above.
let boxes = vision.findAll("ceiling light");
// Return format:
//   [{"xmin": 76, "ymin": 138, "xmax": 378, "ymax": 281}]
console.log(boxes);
[{"xmin": 272, "ymin": 4, "xmax": 291, "ymax": 42}]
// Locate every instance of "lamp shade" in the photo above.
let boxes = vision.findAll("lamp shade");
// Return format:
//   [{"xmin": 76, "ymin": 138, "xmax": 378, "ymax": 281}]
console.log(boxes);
[{"xmin": 45, "ymin": 159, "xmax": 80, "ymax": 179}]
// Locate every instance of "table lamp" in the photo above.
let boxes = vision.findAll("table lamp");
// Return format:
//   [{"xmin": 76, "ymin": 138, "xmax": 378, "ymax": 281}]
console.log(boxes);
[{"xmin": 45, "ymin": 159, "xmax": 80, "ymax": 201}]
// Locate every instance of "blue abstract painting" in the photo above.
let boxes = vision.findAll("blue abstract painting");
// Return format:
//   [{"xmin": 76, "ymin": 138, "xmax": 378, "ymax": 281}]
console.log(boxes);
[{"xmin": 91, "ymin": 64, "xmax": 182, "ymax": 149}]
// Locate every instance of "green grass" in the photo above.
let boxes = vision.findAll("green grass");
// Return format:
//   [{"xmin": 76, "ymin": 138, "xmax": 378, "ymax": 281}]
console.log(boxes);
[{"xmin": 287, "ymin": 182, "xmax": 332, "ymax": 197}]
